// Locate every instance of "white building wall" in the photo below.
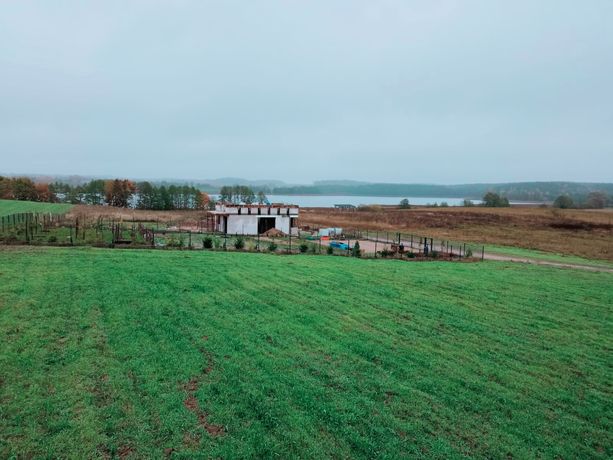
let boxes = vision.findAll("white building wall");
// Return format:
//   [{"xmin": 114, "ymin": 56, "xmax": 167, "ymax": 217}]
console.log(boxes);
[
  {"xmin": 226, "ymin": 215, "xmax": 259, "ymax": 235},
  {"xmin": 215, "ymin": 206, "xmax": 299, "ymax": 235},
  {"xmin": 275, "ymin": 216, "xmax": 290, "ymax": 234}
]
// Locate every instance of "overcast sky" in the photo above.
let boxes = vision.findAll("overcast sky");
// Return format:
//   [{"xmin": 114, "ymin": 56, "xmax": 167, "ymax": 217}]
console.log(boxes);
[{"xmin": 1, "ymin": 1, "xmax": 612, "ymax": 184}]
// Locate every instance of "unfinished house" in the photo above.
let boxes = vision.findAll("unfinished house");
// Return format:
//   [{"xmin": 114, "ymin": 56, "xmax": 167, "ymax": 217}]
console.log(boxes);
[{"xmin": 210, "ymin": 204, "xmax": 299, "ymax": 235}]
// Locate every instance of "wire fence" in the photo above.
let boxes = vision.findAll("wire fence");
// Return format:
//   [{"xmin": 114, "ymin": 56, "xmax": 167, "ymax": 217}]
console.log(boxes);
[{"xmin": 0, "ymin": 212, "xmax": 485, "ymax": 260}]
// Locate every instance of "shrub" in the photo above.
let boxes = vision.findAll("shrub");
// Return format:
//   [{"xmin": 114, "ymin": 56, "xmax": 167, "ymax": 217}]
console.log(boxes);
[
  {"xmin": 351, "ymin": 241, "xmax": 361, "ymax": 258},
  {"xmin": 358, "ymin": 205, "xmax": 383, "ymax": 212},
  {"xmin": 202, "ymin": 236, "xmax": 213, "ymax": 249},
  {"xmin": 553, "ymin": 195, "xmax": 574, "ymax": 209},
  {"xmin": 463, "ymin": 199, "xmax": 474, "ymax": 207},
  {"xmin": 379, "ymin": 249, "xmax": 392, "ymax": 258},
  {"xmin": 465, "ymin": 247, "xmax": 473, "ymax": 258},
  {"xmin": 406, "ymin": 251, "xmax": 416, "ymax": 258},
  {"xmin": 299, "ymin": 243, "xmax": 309, "ymax": 253},
  {"xmin": 268, "ymin": 242, "xmax": 278, "ymax": 252},
  {"xmin": 326, "ymin": 245, "xmax": 334, "ymax": 255},
  {"xmin": 234, "ymin": 237, "xmax": 245, "ymax": 250},
  {"xmin": 166, "ymin": 235, "xmax": 184, "ymax": 248},
  {"xmin": 584, "ymin": 191, "xmax": 607, "ymax": 209},
  {"xmin": 482, "ymin": 192, "xmax": 510, "ymax": 207},
  {"xmin": 399, "ymin": 198, "xmax": 410, "ymax": 209},
  {"xmin": 48, "ymin": 235, "xmax": 57, "ymax": 243}
]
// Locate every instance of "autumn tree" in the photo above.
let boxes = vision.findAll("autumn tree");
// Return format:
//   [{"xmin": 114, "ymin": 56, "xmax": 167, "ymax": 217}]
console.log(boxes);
[
  {"xmin": 34, "ymin": 183, "xmax": 56, "ymax": 202},
  {"xmin": 195, "ymin": 192, "xmax": 210, "ymax": 210},
  {"xmin": 105, "ymin": 179, "xmax": 135, "ymax": 207}
]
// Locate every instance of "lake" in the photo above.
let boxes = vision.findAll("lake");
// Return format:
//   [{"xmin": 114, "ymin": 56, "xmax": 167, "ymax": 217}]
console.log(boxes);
[{"xmin": 261, "ymin": 195, "xmax": 479, "ymax": 207}]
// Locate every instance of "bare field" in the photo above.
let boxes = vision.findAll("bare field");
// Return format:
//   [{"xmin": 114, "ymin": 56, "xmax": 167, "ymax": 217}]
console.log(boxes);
[
  {"xmin": 68, "ymin": 205, "xmax": 208, "ymax": 225},
  {"xmin": 300, "ymin": 206, "xmax": 613, "ymax": 261}
]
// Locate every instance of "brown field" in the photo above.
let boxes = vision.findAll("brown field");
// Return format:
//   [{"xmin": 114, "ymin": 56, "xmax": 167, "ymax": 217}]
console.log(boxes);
[
  {"xmin": 68, "ymin": 205, "xmax": 209, "ymax": 226},
  {"xmin": 300, "ymin": 206, "xmax": 613, "ymax": 261}
]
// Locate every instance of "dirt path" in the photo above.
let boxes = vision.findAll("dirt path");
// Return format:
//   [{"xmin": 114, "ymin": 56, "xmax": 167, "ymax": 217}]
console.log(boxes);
[
  {"xmin": 481, "ymin": 252, "xmax": 613, "ymax": 273},
  {"xmin": 317, "ymin": 237, "xmax": 613, "ymax": 273}
]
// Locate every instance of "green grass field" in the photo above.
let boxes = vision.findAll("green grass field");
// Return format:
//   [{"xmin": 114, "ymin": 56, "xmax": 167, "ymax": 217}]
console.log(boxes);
[
  {"xmin": 0, "ymin": 199, "xmax": 73, "ymax": 217},
  {"xmin": 0, "ymin": 248, "xmax": 611, "ymax": 458}
]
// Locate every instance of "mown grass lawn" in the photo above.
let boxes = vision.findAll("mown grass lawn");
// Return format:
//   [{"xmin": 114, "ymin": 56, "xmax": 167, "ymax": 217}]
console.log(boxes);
[
  {"xmin": 0, "ymin": 248, "xmax": 611, "ymax": 458},
  {"xmin": 0, "ymin": 199, "xmax": 73, "ymax": 217}
]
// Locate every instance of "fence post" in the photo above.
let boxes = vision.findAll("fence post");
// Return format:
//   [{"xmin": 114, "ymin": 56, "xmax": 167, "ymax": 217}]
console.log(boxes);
[
  {"xmin": 374, "ymin": 231, "xmax": 378, "ymax": 258},
  {"xmin": 481, "ymin": 246, "xmax": 485, "ymax": 261}
]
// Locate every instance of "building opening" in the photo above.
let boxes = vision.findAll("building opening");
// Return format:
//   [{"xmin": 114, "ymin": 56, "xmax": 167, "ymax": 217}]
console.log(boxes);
[{"xmin": 258, "ymin": 217, "xmax": 276, "ymax": 234}]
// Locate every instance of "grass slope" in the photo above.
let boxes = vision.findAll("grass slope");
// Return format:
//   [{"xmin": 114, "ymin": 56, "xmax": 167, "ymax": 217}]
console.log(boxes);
[
  {"xmin": 0, "ymin": 248, "xmax": 611, "ymax": 458},
  {"xmin": 0, "ymin": 199, "xmax": 73, "ymax": 217}
]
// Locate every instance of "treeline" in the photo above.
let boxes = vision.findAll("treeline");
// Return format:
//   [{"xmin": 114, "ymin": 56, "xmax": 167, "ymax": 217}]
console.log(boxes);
[
  {"xmin": 1, "ymin": 176, "xmax": 268, "ymax": 210},
  {"xmin": 134, "ymin": 182, "xmax": 210, "ymax": 210},
  {"xmin": 273, "ymin": 181, "xmax": 613, "ymax": 203},
  {"xmin": 552, "ymin": 192, "xmax": 609, "ymax": 209},
  {"xmin": 219, "ymin": 185, "xmax": 268, "ymax": 205},
  {"xmin": 0, "ymin": 176, "xmax": 56, "ymax": 202},
  {"xmin": 50, "ymin": 179, "xmax": 212, "ymax": 210}
]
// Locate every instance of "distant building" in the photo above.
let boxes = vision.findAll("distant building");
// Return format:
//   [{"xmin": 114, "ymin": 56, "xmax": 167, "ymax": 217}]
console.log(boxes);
[
  {"xmin": 334, "ymin": 204, "xmax": 356, "ymax": 210},
  {"xmin": 318, "ymin": 227, "xmax": 343, "ymax": 237},
  {"xmin": 210, "ymin": 204, "xmax": 299, "ymax": 235}
]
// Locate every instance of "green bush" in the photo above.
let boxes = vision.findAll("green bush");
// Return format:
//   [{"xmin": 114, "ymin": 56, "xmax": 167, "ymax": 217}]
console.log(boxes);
[
  {"xmin": 379, "ymin": 249, "xmax": 392, "ymax": 258},
  {"xmin": 326, "ymin": 245, "xmax": 334, "ymax": 255},
  {"xmin": 268, "ymin": 242, "xmax": 278, "ymax": 252},
  {"xmin": 166, "ymin": 235, "xmax": 184, "ymax": 248},
  {"xmin": 406, "ymin": 251, "xmax": 416, "ymax": 258},
  {"xmin": 202, "ymin": 236, "xmax": 213, "ymax": 249},
  {"xmin": 482, "ymin": 192, "xmax": 510, "ymax": 207},
  {"xmin": 299, "ymin": 243, "xmax": 309, "ymax": 253},
  {"xmin": 234, "ymin": 237, "xmax": 245, "ymax": 250},
  {"xmin": 465, "ymin": 247, "xmax": 473, "ymax": 258},
  {"xmin": 48, "ymin": 235, "xmax": 57, "ymax": 243},
  {"xmin": 351, "ymin": 241, "xmax": 361, "ymax": 258},
  {"xmin": 553, "ymin": 195, "xmax": 574, "ymax": 209}
]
